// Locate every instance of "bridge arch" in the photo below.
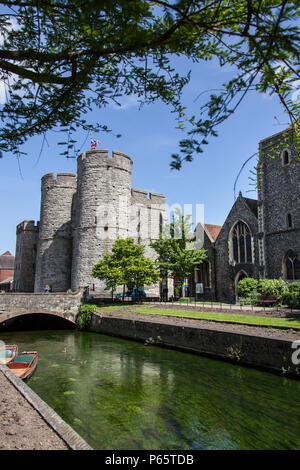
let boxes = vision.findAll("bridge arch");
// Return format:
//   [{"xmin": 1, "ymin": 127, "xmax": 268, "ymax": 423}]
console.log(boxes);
[
  {"xmin": 0, "ymin": 311, "xmax": 77, "ymax": 331},
  {"xmin": 0, "ymin": 290, "xmax": 84, "ymax": 330}
]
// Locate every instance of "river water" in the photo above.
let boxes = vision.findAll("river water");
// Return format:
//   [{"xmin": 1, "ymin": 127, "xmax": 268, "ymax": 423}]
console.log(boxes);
[{"xmin": 2, "ymin": 329, "xmax": 300, "ymax": 450}]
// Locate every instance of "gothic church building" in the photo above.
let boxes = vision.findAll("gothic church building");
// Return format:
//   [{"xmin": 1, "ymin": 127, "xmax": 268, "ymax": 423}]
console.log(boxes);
[{"xmin": 189, "ymin": 127, "xmax": 300, "ymax": 302}]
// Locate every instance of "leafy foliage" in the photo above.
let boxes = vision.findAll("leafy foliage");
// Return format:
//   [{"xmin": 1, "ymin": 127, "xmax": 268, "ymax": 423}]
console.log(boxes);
[
  {"xmin": 237, "ymin": 277, "xmax": 293, "ymax": 305},
  {"xmin": 151, "ymin": 209, "xmax": 207, "ymax": 288},
  {"xmin": 92, "ymin": 254, "xmax": 124, "ymax": 298},
  {"xmin": 237, "ymin": 277, "xmax": 258, "ymax": 297},
  {"xmin": 257, "ymin": 278, "xmax": 288, "ymax": 298},
  {"xmin": 92, "ymin": 237, "xmax": 161, "ymax": 299},
  {"xmin": 281, "ymin": 282, "xmax": 300, "ymax": 308},
  {"xmin": 0, "ymin": 1, "xmax": 299, "ymax": 165},
  {"xmin": 76, "ymin": 303, "xmax": 99, "ymax": 329}
]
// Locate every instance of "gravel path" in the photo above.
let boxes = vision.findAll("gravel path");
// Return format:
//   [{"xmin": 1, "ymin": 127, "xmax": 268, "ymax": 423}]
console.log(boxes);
[{"xmin": 0, "ymin": 369, "xmax": 68, "ymax": 450}]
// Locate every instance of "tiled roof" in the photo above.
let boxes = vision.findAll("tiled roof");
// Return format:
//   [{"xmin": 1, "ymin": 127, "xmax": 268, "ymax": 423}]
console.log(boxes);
[{"xmin": 204, "ymin": 224, "xmax": 222, "ymax": 241}]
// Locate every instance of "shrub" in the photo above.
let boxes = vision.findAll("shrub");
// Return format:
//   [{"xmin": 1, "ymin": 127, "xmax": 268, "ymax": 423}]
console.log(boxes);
[
  {"xmin": 76, "ymin": 303, "xmax": 99, "ymax": 329},
  {"xmin": 238, "ymin": 290, "xmax": 260, "ymax": 305},
  {"xmin": 257, "ymin": 278, "xmax": 288, "ymax": 298},
  {"xmin": 237, "ymin": 278, "xmax": 258, "ymax": 297},
  {"xmin": 281, "ymin": 291, "xmax": 300, "ymax": 309},
  {"xmin": 288, "ymin": 282, "xmax": 300, "ymax": 294},
  {"xmin": 281, "ymin": 282, "xmax": 300, "ymax": 308}
]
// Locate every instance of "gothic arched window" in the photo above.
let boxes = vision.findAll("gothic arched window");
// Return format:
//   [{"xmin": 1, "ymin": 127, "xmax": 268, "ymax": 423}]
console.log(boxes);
[
  {"xmin": 284, "ymin": 251, "xmax": 300, "ymax": 280},
  {"xmin": 231, "ymin": 221, "xmax": 253, "ymax": 264}
]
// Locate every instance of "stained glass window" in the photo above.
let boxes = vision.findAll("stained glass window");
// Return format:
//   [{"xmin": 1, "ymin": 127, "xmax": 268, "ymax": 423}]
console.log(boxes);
[{"xmin": 231, "ymin": 221, "xmax": 253, "ymax": 264}]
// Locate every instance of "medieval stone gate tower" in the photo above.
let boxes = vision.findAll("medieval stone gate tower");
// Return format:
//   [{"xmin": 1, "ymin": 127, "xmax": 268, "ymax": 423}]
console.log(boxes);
[
  {"xmin": 71, "ymin": 150, "xmax": 133, "ymax": 293},
  {"xmin": 14, "ymin": 149, "xmax": 169, "ymax": 297}
]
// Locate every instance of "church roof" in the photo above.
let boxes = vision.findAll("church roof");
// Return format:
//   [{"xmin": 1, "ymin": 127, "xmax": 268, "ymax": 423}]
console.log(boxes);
[
  {"xmin": 0, "ymin": 251, "xmax": 15, "ymax": 270},
  {"xmin": 204, "ymin": 224, "xmax": 222, "ymax": 242}
]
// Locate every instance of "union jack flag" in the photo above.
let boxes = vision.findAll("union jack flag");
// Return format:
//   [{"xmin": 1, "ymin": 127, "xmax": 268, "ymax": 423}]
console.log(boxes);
[{"xmin": 91, "ymin": 138, "xmax": 101, "ymax": 149}]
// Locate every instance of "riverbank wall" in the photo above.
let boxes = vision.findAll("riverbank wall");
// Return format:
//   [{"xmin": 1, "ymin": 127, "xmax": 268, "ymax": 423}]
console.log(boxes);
[{"xmin": 90, "ymin": 313, "xmax": 300, "ymax": 378}]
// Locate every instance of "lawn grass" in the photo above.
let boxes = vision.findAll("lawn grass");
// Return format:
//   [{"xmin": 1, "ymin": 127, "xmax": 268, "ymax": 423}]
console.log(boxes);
[
  {"xmin": 130, "ymin": 306, "xmax": 300, "ymax": 330},
  {"xmin": 94, "ymin": 304, "xmax": 132, "ymax": 313}
]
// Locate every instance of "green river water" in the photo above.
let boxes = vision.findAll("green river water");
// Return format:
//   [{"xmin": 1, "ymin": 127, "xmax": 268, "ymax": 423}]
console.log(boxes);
[{"xmin": 2, "ymin": 329, "xmax": 300, "ymax": 450}]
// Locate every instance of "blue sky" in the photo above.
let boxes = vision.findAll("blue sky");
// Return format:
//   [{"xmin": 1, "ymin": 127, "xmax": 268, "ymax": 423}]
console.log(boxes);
[{"xmin": 0, "ymin": 56, "xmax": 289, "ymax": 255}]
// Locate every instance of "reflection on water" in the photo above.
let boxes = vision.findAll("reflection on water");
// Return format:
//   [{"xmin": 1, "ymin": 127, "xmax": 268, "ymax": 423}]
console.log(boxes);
[{"xmin": 1, "ymin": 330, "xmax": 300, "ymax": 450}]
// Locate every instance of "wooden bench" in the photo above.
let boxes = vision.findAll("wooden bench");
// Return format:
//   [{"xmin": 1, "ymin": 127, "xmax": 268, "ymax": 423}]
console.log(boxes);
[{"xmin": 255, "ymin": 294, "xmax": 278, "ymax": 306}]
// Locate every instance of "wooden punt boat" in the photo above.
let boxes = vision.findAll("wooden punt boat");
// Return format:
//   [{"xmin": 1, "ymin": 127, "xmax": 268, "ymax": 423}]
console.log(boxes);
[
  {"xmin": 0, "ymin": 345, "xmax": 18, "ymax": 364},
  {"xmin": 7, "ymin": 351, "xmax": 38, "ymax": 380}
]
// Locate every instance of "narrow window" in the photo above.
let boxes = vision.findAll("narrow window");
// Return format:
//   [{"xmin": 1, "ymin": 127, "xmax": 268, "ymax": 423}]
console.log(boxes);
[
  {"xmin": 286, "ymin": 213, "xmax": 293, "ymax": 229},
  {"xmin": 159, "ymin": 213, "xmax": 163, "ymax": 235},
  {"xmin": 281, "ymin": 148, "xmax": 291, "ymax": 166}
]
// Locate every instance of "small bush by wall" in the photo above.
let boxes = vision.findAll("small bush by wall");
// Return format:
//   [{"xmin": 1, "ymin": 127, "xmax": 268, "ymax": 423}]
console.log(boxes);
[{"xmin": 76, "ymin": 304, "xmax": 100, "ymax": 329}]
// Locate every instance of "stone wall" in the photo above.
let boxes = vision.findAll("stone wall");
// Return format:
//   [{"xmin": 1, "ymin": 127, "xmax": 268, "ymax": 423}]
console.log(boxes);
[
  {"xmin": 129, "ymin": 189, "xmax": 172, "ymax": 297},
  {"xmin": 90, "ymin": 314, "xmax": 300, "ymax": 377}
]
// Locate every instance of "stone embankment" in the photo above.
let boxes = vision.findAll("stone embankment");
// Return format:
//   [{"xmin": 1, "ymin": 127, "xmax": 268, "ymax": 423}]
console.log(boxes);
[
  {"xmin": 90, "ymin": 308, "xmax": 300, "ymax": 378},
  {"xmin": 0, "ymin": 364, "xmax": 92, "ymax": 450}
]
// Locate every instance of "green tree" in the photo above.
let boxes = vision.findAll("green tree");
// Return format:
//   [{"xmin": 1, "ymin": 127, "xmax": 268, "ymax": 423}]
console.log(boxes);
[
  {"xmin": 92, "ymin": 237, "xmax": 161, "ymax": 301},
  {"xmin": 0, "ymin": 1, "xmax": 299, "ymax": 164},
  {"xmin": 92, "ymin": 253, "xmax": 123, "ymax": 300},
  {"xmin": 151, "ymin": 210, "xmax": 207, "ymax": 295},
  {"xmin": 124, "ymin": 257, "xmax": 161, "ymax": 302}
]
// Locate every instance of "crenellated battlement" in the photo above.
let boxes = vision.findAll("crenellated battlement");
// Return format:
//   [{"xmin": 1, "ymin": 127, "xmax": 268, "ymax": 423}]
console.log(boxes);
[
  {"xmin": 149, "ymin": 192, "xmax": 166, "ymax": 205},
  {"xmin": 41, "ymin": 172, "xmax": 77, "ymax": 188},
  {"xmin": 78, "ymin": 149, "xmax": 132, "ymax": 173},
  {"xmin": 16, "ymin": 220, "xmax": 39, "ymax": 234},
  {"xmin": 131, "ymin": 189, "xmax": 166, "ymax": 206},
  {"xmin": 131, "ymin": 188, "xmax": 149, "ymax": 203}
]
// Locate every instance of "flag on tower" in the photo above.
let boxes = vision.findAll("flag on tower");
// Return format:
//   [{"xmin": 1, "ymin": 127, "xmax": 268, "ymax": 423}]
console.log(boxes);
[{"xmin": 91, "ymin": 138, "xmax": 101, "ymax": 149}]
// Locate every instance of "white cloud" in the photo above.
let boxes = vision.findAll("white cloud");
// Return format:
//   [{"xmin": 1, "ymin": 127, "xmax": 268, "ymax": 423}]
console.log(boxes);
[{"xmin": 110, "ymin": 95, "xmax": 140, "ymax": 110}]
